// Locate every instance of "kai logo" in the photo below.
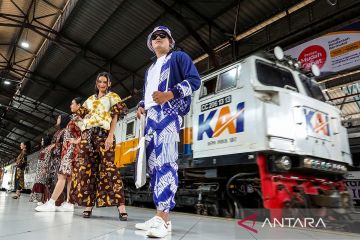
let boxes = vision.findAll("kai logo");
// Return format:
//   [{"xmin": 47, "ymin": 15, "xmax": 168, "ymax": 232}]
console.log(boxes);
[
  {"xmin": 304, "ymin": 108, "xmax": 330, "ymax": 137},
  {"xmin": 197, "ymin": 102, "xmax": 245, "ymax": 140}
]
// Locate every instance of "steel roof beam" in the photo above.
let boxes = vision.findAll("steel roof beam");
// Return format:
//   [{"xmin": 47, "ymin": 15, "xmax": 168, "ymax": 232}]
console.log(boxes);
[{"xmin": 152, "ymin": 0, "xmax": 219, "ymax": 67}]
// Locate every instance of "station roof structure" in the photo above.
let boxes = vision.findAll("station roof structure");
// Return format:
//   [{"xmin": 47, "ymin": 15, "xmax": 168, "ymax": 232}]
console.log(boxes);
[{"xmin": 1, "ymin": 0, "xmax": 360, "ymax": 164}]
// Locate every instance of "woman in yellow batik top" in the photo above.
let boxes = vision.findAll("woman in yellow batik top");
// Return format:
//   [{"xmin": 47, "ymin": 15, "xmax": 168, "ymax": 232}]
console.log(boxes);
[{"xmin": 70, "ymin": 72, "xmax": 129, "ymax": 221}]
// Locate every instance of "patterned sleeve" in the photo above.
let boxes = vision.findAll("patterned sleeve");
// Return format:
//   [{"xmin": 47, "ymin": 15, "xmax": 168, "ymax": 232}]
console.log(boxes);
[
  {"xmin": 109, "ymin": 92, "xmax": 128, "ymax": 119},
  {"xmin": 170, "ymin": 52, "xmax": 201, "ymax": 99},
  {"xmin": 16, "ymin": 151, "xmax": 27, "ymax": 169},
  {"xmin": 76, "ymin": 106, "xmax": 89, "ymax": 118}
]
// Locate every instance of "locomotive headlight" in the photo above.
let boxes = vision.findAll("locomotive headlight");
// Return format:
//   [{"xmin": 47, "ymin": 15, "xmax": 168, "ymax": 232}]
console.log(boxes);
[
  {"xmin": 304, "ymin": 158, "xmax": 312, "ymax": 168},
  {"xmin": 302, "ymin": 158, "xmax": 347, "ymax": 173},
  {"xmin": 288, "ymin": 60, "xmax": 294, "ymax": 66},
  {"xmin": 294, "ymin": 61, "xmax": 301, "ymax": 69},
  {"xmin": 311, "ymin": 64, "xmax": 321, "ymax": 77},
  {"xmin": 275, "ymin": 156, "xmax": 292, "ymax": 171},
  {"xmin": 274, "ymin": 46, "xmax": 284, "ymax": 60},
  {"xmin": 326, "ymin": 163, "xmax": 332, "ymax": 170}
]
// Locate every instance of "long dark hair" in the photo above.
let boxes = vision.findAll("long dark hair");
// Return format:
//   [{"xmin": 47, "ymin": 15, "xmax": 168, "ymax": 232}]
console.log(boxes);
[
  {"xmin": 73, "ymin": 97, "xmax": 83, "ymax": 105},
  {"xmin": 42, "ymin": 134, "xmax": 52, "ymax": 147},
  {"xmin": 59, "ymin": 114, "xmax": 71, "ymax": 129},
  {"xmin": 21, "ymin": 141, "xmax": 31, "ymax": 152},
  {"xmin": 95, "ymin": 72, "xmax": 112, "ymax": 96}
]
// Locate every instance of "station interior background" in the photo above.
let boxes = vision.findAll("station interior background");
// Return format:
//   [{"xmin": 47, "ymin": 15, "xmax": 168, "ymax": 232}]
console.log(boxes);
[{"xmin": 1, "ymin": 0, "xmax": 360, "ymax": 167}]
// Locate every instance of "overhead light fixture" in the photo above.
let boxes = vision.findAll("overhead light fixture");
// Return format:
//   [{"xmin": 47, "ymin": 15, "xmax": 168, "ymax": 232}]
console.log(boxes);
[
  {"xmin": 20, "ymin": 41, "xmax": 30, "ymax": 49},
  {"xmin": 4, "ymin": 80, "xmax": 11, "ymax": 85}
]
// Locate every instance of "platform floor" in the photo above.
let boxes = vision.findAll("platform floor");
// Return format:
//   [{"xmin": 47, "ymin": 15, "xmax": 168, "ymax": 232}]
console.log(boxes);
[{"xmin": 1, "ymin": 192, "xmax": 360, "ymax": 240}]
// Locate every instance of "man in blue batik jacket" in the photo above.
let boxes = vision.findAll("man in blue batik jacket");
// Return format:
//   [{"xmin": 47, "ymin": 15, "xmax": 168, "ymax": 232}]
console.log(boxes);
[{"xmin": 135, "ymin": 26, "xmax": 201, "ymax": 238}]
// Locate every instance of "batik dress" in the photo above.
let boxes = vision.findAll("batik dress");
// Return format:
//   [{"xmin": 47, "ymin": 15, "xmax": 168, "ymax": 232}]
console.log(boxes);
[
  {"xmin": 14, "ymin": 150, "xmax": 27, "ymax": 191},
  {"xmin": 29, "ymin": 146, "xmax": 52, "ymax": 203},
  {"xmin": 70, "ymin": 92, "xmax": 128, "ymax": 207},
  {"xmin": 58, "ymin": 114, "xmax": 82, "ymax": 176},
  {"xmin": 47, "ymin": 129, "xmax": 65, "ymax": 195}
]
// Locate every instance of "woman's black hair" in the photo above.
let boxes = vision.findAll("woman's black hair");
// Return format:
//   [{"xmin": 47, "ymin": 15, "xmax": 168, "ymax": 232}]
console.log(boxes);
[
  {"xmin": 42, "ymin": 134, "xmax": 52, "ymax": 147},
  {"xmin": 59, "ymin": 114, "xmax": 71, "ymax": 129},
  {"xmin": 73, "ymin": 97, "xmax": 83, "ymax": 105},
  {"xmin": 95, "ymin": 72, "xmax": 112, "ymax": 96},
  {"xmin": 21, "ymin": 141, "xmax": 31, "ymax": 152}
]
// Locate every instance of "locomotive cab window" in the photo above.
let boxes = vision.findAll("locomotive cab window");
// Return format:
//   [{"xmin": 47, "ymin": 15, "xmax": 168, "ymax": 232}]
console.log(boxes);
[
  {"xmin": 125, "ymin": 120, "xmax": 135, "ymax": 138},
  {"xmin": 256, "ymin": 61, "xmax": 298, "ymax": 92},
  {"xmin": 299, "ymin": 74, "xmax": 325, "ymax": 102},
  {"xmin": 217, "ymin": 68, "xmax": 237, "ymax": 92},
  {"xmin": 200, "ymin": 76, "xmax": 217, "ymax": 98}
]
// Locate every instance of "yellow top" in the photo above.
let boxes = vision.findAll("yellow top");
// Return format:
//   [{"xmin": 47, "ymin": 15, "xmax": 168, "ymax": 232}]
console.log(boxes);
[{"xmin": 79, "ymin": 92, "xmax": 122, "ymax": 131}]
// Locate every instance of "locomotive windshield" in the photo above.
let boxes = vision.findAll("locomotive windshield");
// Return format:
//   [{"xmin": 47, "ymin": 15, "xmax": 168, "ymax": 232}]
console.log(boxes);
[
  {"xmin": 256, "ymin": 60, "xmax": 298, "ymax": 92},
  {"xmin": 299, "ymin": 74, "xmax": 326, "ymax": 102}
]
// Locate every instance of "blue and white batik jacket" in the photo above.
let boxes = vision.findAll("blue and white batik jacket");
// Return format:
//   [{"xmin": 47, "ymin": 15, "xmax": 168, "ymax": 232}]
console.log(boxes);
[{"xmin": 138, "ymin": 50, "xmax": 201, "ymax": 146}]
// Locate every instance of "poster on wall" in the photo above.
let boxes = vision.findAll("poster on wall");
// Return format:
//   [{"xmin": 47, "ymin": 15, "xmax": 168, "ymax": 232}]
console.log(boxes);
[{"xmin": 285, "ymin": 21, "xmax": 360, "ymax": 76}]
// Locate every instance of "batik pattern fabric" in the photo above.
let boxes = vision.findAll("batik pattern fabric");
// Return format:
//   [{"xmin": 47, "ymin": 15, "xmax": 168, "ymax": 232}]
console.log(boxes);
[
  {"xmin": 47, "ymin": 129, "xmax": 65, "ymax": 195},
  {"xmin": 58, "ymin": 115, "xmax": 81, "ymax": 176},
  {"xmin": 77, "ymin": 92, "xmax": 127, "ymax": 131},
  {"xmin": 70, "ymin": 91, "xmax": 127, "ymax": 207},
  {"xmin": 146, "ymin": 134, "xmax": 179, "ymax": 212},
  {"xmin": 14, "ymin": 150, "xmax": 27, "ymax": 191},
  {"xmin": 69, "ymin": 127, "xmax": 125, "ymax": 207},
  {"xmin": 29, "ymin": 147, "xmax": 52, "ymax": 203}
]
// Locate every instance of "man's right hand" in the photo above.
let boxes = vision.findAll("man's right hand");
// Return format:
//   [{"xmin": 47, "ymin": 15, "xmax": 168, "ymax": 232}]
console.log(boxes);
[{"xmin": 136, "ymin": 107, "xmax": 145, "ymax": 119}]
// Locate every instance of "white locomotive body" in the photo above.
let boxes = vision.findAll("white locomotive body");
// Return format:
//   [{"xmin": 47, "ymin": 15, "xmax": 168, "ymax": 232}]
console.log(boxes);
[{"xmin": 113, "ymin": 52, "xmax": 353, "ymax": 218}]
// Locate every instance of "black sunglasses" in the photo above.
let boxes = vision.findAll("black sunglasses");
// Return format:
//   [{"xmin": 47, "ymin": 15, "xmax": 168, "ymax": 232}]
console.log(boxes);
[{"xmin": 151, "ymin": 32, "xmax": 168, "ymax": 40}]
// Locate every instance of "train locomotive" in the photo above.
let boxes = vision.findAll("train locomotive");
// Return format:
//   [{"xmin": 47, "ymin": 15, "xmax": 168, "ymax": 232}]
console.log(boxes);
[{"xmin": 114, "ymin": 47, "xmax": 353, "ymax": 220}]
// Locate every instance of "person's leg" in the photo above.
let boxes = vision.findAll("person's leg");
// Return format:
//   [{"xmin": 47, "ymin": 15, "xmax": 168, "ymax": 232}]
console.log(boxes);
[
  {"xmin": 153, "ymin": 162, "xmax": 178, "ymax": 219},
  {"xmin": 13, "ymin": 168, "xmax": 23, "ymax": 199},
  {"xmin": 50, "ymin": 174, "xmax": 66, "ymax": 201},
  {"xmin": 146, "ymin": 141, "xmax": 179, "ymax": 238},
  {"xmin": 95, "ymin": 129, "xmax": 126, "ymax": 212},
  {"xmin": 72, "ymin": 130, "xmax": 97, "ymax": 214},
  {"xmin": 35, "ymin": 174, "xmax": 67, "ymax": 211},
  {"xmin": 135, "ymin": 137, "xmax": 162, "ymax": 230},
  {"xmin": 66, "ymin": 176, "xmax": 71, "ymax": 202}
]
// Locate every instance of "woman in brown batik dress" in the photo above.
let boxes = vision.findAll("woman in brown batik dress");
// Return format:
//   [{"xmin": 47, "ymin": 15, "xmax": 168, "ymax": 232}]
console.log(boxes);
[
  {"xmin": 12, "ymin": 141, "xmax": 30, "ymax": 199},
  {"xmin": 70, "ymin": 72, "xmax": 128, "ymax": 221},
  {"xmin": 46, "ymin": 114, "xmax": 71, "ymax": 205}
]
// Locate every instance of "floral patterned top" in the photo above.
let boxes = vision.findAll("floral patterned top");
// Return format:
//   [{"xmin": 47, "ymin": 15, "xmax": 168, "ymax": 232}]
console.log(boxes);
[
  {"xmin": 77, "ymin": 92, "xmax": 128, "ymax": 131},
  {"xmin": 61, "ymin": 115, "xmax": 82, "ymax": 163}
]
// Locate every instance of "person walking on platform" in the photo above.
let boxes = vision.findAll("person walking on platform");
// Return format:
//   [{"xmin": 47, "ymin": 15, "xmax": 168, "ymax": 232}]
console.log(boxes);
[
  {"xmin": 29, "ymin": 134, "xmax": 52, "ymax": 204},
  {"xmin": 70, "ymin": 72, "xmax": 129, "ymax": 221},
  {"xmin": 135, "ymin": 26, "xmax": 201, "ymax": 238},
  {"xmin": 46, "ymin": 114, "xmax": 71, "ymax": 206},
  {"xmin": 12, "ymin": 141, "xmax": 30, "ymax": 199},
  {"xmin": 35, "ymin": 98, "xmax": 82, "ymax": 212}
]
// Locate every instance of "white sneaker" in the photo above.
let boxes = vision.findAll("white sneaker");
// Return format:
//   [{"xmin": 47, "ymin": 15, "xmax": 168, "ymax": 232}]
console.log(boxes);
[
  {"xmin": 35, "ymin": 201, "xmax": 56, "ymax": 212},
  {"xmin": 57, "ymin": 202, "xmax": 74, "ymax": 212},
  {"xmin": 37, "ymin": 202, "xmax": 43, "ymax": 206},
  {"xmin": 146, "ymin": 216, "xmax": 169, "ymax": 238},
  {"xmin": 135, "ymin": 216, "xmax": 172, "ymax": 232},
  {"xmin": 135, "ymin": 216, "xmax": 157, "ymax": 231}
]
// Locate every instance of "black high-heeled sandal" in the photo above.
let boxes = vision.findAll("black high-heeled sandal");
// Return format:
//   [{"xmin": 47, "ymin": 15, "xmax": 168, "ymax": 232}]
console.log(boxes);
[
  {"xmin": 83, "ymin": 208, "xmax": 93, "ymax": 218},
  {"xmin": 119, "ymin": 212, "xmax": 128, "ymax": 221}
]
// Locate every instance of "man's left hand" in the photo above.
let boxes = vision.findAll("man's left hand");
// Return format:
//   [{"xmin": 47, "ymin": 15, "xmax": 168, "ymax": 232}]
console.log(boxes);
[{"xmin": 152, "ymin": 91, "xmax": 174, "ymax": 105}]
